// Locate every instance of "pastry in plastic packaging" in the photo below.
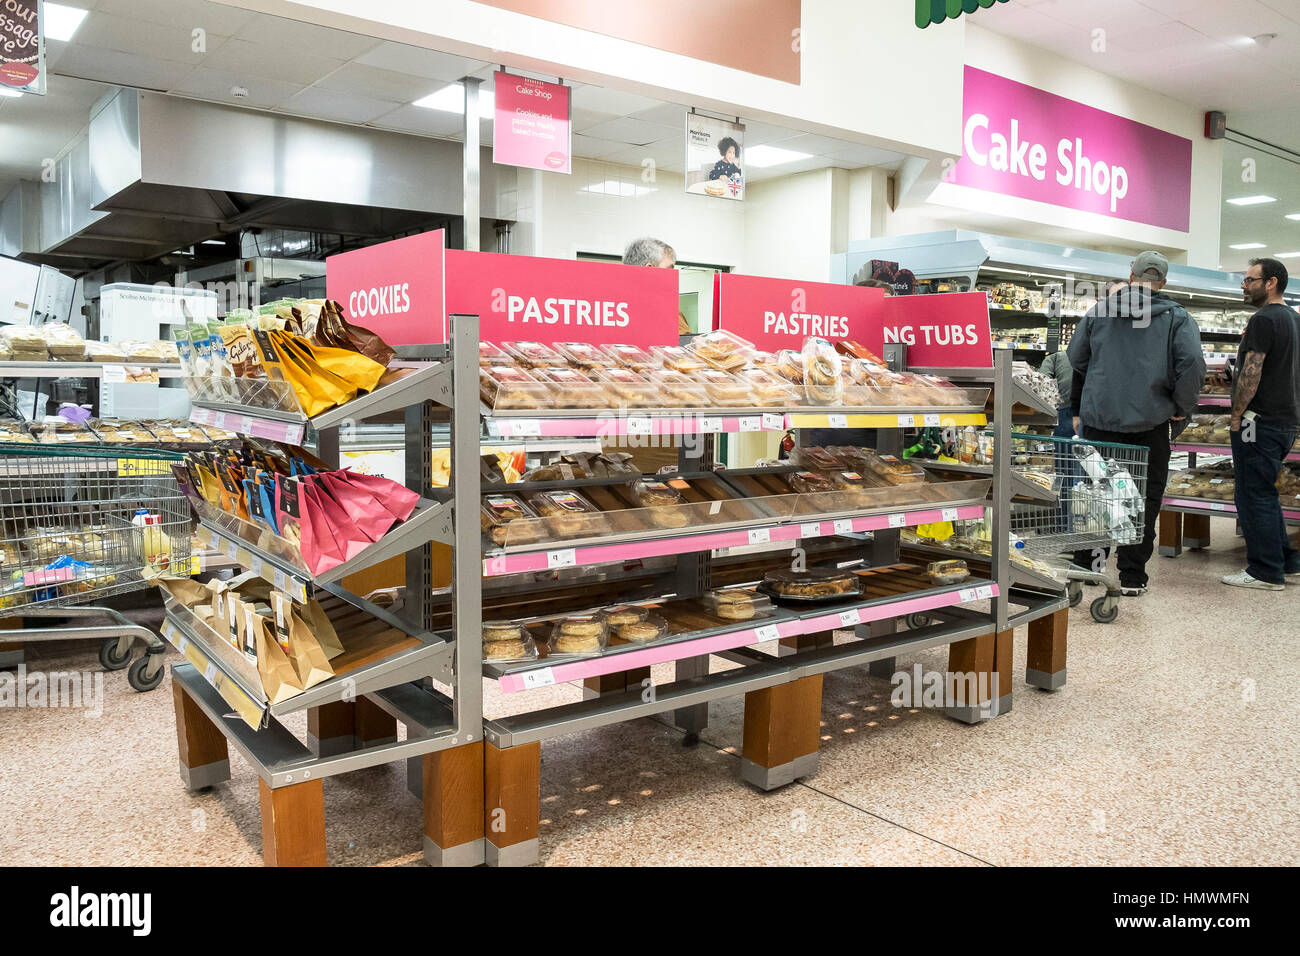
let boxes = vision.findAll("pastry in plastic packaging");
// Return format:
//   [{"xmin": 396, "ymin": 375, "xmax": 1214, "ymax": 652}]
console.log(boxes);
[
  {"xmin": 479, "ymin": 365, "xmax": 546, "ymax": 410},
  {"xmin": 790, "ymin": 446, "xmax": 847, "ymax": 472},
  {"xmin": 864, "ymin": 452, "xmax": 927, "ymax": 485},
  {"xmin": 520, "ymin": 462, "xmax": 589, "ymax": 481},
  {"xmin": 602, "ymin": 605, "xmax": 649, "ymax": 627},
  {"xmin": 835, "ymin": 341, "xmax": 887, "ymax": 366},
  {"xmin": 774, "ymin": 349, "xmax": 805, "ymax": 384},
  {"xmin": 650, "ymin": 344, "xmax": 709, "ymax": 374},
  {"xmin": 481, "ymin": 621, "xmax": 538, "ymax": 662},
  {"xmin": 479, "ymin": 341, "xmax": 512, "ymax": 366},
  {"xmin": 742, "ymin": 367, "xmax": 801, "ymax": 406},
  {"xmin": 697, "ymin": 368, "xmax": 755, "ymax": 407},
  {"xmin": 548, "ymin": 615, "xmax": 609, "ymax": 655},
  {"xmin": 0, "ymin": 420, "xmax": 34, "ymax": 444},
  {"xmin": 533, "ymin": 366, "xmax": 606, "ymax": 409},
  {"xmin": 480, "ymin": 493, "xmax": 541, "ymax": 546},
  {"xmin": 703, "ymin": 589, "xmax": 773, "ymax": 621},
  {"xmin": 788, "ymin": 471, "xmax": 835, "ymax": 495},
  {"xmin": 41, "ymin": 323, "xmax": 87, "ymax": 360},
  {"xmin": 927, "ymin": 559, "xmax": 970, "ymax": 585},
  {"xmin": 502, "ymin": 341, "xmax": 568, "ymax": 369},
  {"xmin": 526, "ymin": 489, "xmax": 608, "ymax": 538},
  {"xmin": 801, "ymin": 337, "xmax": 843, "ymax": 404},
  {"xmin": 687, "ymin": 329, "xmax": 756, "ymax": 372},
  {"xmin": 614, "ymin": 613, "xmax": 669, "ymax": 644},
  {"xmin": 762, "ymin": 567, "xmax": 860, "ymax": 598},
  {"xmin": 648, "ymin": 369, "xmax": 709, "ymax": 406},
  {"xmin": 631, "ymin": 478, "xmax": 689, "ymax": 528},
  {"xmin": 597, "ymin": 367, "xmax": 662, "ymax": 407},
  {"xmin": 554, "ymin": 341, "xmax": 615, "ymax": 372},
  {"xmin": 601, "ymin": 342, "xmax": 657, "ymax": 370},
  {"xmin": 83, "ymin": 340, "xmax": 127, "ymax": 363}
]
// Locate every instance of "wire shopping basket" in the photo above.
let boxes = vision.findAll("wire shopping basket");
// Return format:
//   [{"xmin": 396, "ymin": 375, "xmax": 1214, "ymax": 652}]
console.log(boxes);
[
  {"xmin": 0, "ymin": 444, "xmax": 194, "ymax": 615},
  {"xmin": 1007, "ymin": 432, "xmax": 1149, "ymax": 622}
]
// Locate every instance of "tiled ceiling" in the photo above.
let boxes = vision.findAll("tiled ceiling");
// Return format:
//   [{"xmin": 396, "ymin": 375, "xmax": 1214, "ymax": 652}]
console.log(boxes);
[
  {"xmin": 0, "ymin": 0, "xmax": 905, "ymax": 201},
  {"xmin": 982, "ymin": 0, "xmax": 1300, "ymax": 273}
]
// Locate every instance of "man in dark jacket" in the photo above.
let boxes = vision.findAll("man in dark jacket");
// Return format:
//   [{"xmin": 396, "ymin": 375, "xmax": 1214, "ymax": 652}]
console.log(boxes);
[{"xmin": 1067, "ymin": 251, "xmax": 1206, "ymax": 595}]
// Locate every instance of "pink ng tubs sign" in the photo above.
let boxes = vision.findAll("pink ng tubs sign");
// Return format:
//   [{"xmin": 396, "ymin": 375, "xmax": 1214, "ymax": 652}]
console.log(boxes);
[{"xmin": 952, "ymin": 67, "xmax": 1193, "ymax": 232}]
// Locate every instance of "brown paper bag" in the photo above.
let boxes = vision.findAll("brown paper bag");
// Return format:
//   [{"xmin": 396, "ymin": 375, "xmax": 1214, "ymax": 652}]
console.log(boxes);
[
  {"xmin": 287, "ymin": 609, "xmax": 334, "ymax": 689},
  {"xmin": 254, "ymin": 619, "xmax": 305, "ymax": 705},
  {"xmin": 158, "ymin": 578, "xmax": 211, "ymax": 609},
  {"xmin": 300, "ymin": 597, "xmax": 344, "ymax": 660}
]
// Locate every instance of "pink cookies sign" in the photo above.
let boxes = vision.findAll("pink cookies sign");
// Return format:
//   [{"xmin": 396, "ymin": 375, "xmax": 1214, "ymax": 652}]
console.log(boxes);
[
  {"xmin": 952, "ymin": 67, "xmax": 1192, "ymax": 232},
  {"xmin": 493, "ymin": 71, "xmax": 571, "ymax": 174}
]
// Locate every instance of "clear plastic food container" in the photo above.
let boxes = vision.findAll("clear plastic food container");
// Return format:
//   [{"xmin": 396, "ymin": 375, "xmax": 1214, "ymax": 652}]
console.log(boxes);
[
  {"xmin": 479, "ymin": 365, "xmax": 550, "ymax": 411},
  {"xmin": 501, "ymin": 340, "xmax": 569, "ymax": 369},
  {"xmin": 547, "ymin": 615, "xmax": 609, "ymax": 656},
  {"xmin": 741, "ymin": 367, "xmax": 802, "ymax": 407},
  {"xmin": 687, "ymin": 329, "xmax": 757, "ymax": 372},
  {"xmin": 480, "ymin": 493, "xmax": 542, "ymax": 546},
  {"xmin": 702, "ymin": 589, "xmax": 774, "ymax": 621},
  {"xmin": 554, "ymin": 341, "xmax": 616, "ymax": 371},
  {"xmin": 478, "ymin": 341, "xmax": 512, "ymax": 366},
  {"xmin": 648, "ymin": 369, "xmax": 709, "ymax": 406},
  {"xmin": 600, "ymin": 342, "xmax": 657, "ymax": 370},
  {"xmin": 600, "ymin": 605, "xmax": 649, "ymax": 627},
  {"xmin": 926, "ymin": 559, "xmax": 970, "ymax": 585},
  {"xmin": 650, "ymin": 344, "xmax": 709, "ymax": 374},
  {"xmin": 801, "ymin": 337, "xmax": 843, "ymax": 405},
  {"xmin": 611, "ymin": 613, "xmax": 670, "ymax": 644},
  {"xmin": 761, "ymin": 567, "xmax": 861, "ymax": 600},
  {"xmin": 526, "ymin": 489, "xmax": 611, "ymax": 539},
  {"xmin": 697, "ymin": 368, "xmax": 755, "ymax": 407},
  {"xmin": 532, "ymin": 367, "xmax": 607, "ymax": 409},
  {"xmin": 481, "ymin": 621, "xmax": 540, "ymax": 662},
  {"xmin": 597, "ymin": 366, "xmax": 663, "ymax": 408}
]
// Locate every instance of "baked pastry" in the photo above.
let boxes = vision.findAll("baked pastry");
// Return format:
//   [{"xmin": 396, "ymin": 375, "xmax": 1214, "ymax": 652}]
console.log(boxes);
[
  {"xmin": 502, "ymin": 341, "xmax": 567, "ymax": 369},
  {"xmin": 601, "ymin": 343, "xmax": 656, "ymax": 370},
  {"xmin": 554, "ymin": 632, "xmax": 601, "ymax": 653},
  {"xmin": 764, "ymin": 568, "xmax": 859, "ymax": 598},
  {"xmin": 484, "ymin": 639, "xmax": 528, "ymax": 659},
  {"xmin": 712, "ymin": 590, "xmax": 756, "ymax": 620},
  {"xmin": 774, "ymin": 350, "xmax": 805, "ymax": 384},
  {"xmin": 479, "ymin": 341, "xmax": 511, "ymax": 366},
  {"xmin": 689, "ymin": 330, "xmax": 754, "ymax": 372},
  {"xmin": 698, "ymin": 368, "xmax": 754, "ymax": 407},
  {"xmin": 528, "ymin": 490, "xmax": 607, "ymax": 538},
  {"xmin": 554, "ymin": 341, "xmax": 613, "ymax": 372},
  {"xmin": 789, "ymin": 471, "xmax": 835, "ymax": 495},
  {"xmin": 534, "ymin": 367, "xmax": 605, "ymax": 409},
  {"xmin": 617, "ymin": 621, "xmax": 662, "ymax": 643},
  {"xmin": 633, "ymin": 479, "xmax": 684, "ymax": 507},
  {"xmin": 599, "ymin": 367, "xmax": 661, "ymax": 408},
  {"xmin": 604, "ymin": 607, "xmax": 647, "ymax": 627},
  {"xmin": 649, "ymin": 369, "xmax": 709, "ymax": 406},
  {"xmin": 835, "ymin": 341, "xmax": 887, "ymax": 365},
  {"xmin": 483, "ymin": 621, "xmax": 526, "ymax": 643},
  {"xmin": 480, "ymin": 365, "xmax": 545, "ymax": 410},
  {"xmin": 650, "ymin": 345, "xmax": 708, "ymax": 374},
  {"xmin": 802, "ymin": 338, "xmax": 841, "ymax": 405},
  {"xmin": 558, "ymin": 618, "xmax": 604, "ymax": 638},
  {"xmin": 481, "ymin": 494, "xmax": 540, "ymax": 545},
  {"xmin": 650, "ymin": 507, "xmax": 689, "ymax": 529},
  {"xmin": 927, "ymin": 559, "xmax": 970, "ymax": 585},
  {"xmin": 742, "ymin": 368, "xmax": 800, "ymax": 406}
]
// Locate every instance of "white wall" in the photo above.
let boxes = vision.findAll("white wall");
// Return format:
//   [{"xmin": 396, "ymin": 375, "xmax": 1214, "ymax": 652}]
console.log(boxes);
[
  {"xmin": 742, "ymin": 168, "xmax": 838, "ymax": 282},
  {"xmin": 888, "ymin": 25, "xmax": 1223, "ymax": 267}
]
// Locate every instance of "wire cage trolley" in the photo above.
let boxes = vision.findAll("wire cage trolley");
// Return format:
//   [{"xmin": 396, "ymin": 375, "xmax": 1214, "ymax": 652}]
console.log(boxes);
[
  {"xmin": 0, "ymin": 444, "xmax": 193, "ymax": 690},
  {"xmin": 1007, "ymin": 432, "xmax": 1149, "ymax": 623}
]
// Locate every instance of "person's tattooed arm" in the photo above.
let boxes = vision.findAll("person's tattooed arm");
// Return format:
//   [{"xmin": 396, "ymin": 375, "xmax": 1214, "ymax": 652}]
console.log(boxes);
[{"xmin": 1231, "ymin": 350, "xmax": 1265, "ymax": 429}]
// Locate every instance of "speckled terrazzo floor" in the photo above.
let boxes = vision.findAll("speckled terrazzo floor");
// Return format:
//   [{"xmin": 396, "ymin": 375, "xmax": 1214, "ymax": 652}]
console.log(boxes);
[{"xmin": 2, "ymin": 516, "xmax": 1296, "ymax": 866}]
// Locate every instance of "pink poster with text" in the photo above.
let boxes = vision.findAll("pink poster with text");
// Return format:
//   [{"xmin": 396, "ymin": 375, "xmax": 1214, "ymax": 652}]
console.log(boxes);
[
  {"xmin": 952, "ymin": 66, "xmax": 1192, "ymax": 232},
  {"xmin": 493, "ymin": 72, "xmax": 571, "ymax": 174}
]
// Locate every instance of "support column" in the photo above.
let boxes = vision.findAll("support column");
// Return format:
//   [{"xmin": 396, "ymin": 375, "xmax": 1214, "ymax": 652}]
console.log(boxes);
[
  {"xmin": 945, "ymin": 631, "xmax": 996, "ymax": 724},
  {"xmin": 423, "ymin": 741, "xmax": 485, "ymax": 867},
  {"xmin": 582, "ymin": 667, "xmax": 651, "ymax": 700},
  {"xmin": 740, "ymin": 674, "xmax": 823, "ymax": 790},
  {"xmin": 307, "ymin": 701, "xmax": 356, "ymax": 757},
  {"xmin": 990, "ymin": 628, "xmax": 1013, "ymax": 717},
  {"xmin": 258, "ymin": 778, "xmax": 327, "ymax": 867},
  {"xmin": 868, "ymin": 619, "xmax": 896, "ymax": 678},
  {"xmin": 172, "ymin": 680, "xmax": 230, "ymax": 790},
  {"xmin": 1183, "ymin": 512, "xmax": 1211, "ymax": 550},
  {"xmin": 672, "ymin": 655, "xmax": 709, "ymax": 739},
  {"xmin": 1158, "ymin": 510, "xmax": 1182, "ymax": 557},
  {"xmin": 1026, "ymin": 608, "xmax": 1068, "ymax": 691},
  {"xmin": 778, "ymin": 630, "xmax": 833, "ymax": 655},
  {"xmin": 485, "ymin": 741, "xmax": 541, "ymax": 867},
  {"xmin": 354, "ymin": 696, "xmax": 397, "ymax": 748}
]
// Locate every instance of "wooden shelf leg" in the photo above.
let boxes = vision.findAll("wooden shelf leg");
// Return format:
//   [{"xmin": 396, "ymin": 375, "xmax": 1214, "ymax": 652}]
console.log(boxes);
[
  {"xmin": 779, "ymin": 628, "xmax": 834, "ymax": 657},
  {"xmin": 991, "ymin": 628, "xmax": 1013, "ymax": 717},
  {"xmin": 740, "ymin": 674, "xmax": 823, "ymax": 790},
  {"xmin": 407, "ymin": 755, "xmax": 423, "ymax": 799},
  {"xmin": 1026, "ymin": 608, "xmax": 1068, "ymax": 691},
  {"xmin": 307, "ymin": 700, "xmax": 356, "ymax": 757},
  {"xmin": 258, "ymin": 777, "xmax": 326, "ymax": 867},
  {"xmin": 485, "ymin": 740, "xmax": 541, "ymax": 867},
  {"xmin": 354, "ymin": 696, "xmax": 397, "ymax": 748},
  {"xmin": 945, "ymin": 631, "xmax": 996, "ymax": 724},
  {"xmin": 0, "ymin": 617, "xmax": 23, "ymax": 669},
  {"xmin": 1158, "ymin": 509, "xmax": 1183, "ymax": 557},
  {"xmin": 423, "ymin": 741, "xmax": 484, "ymax": 867},
  {"xmin": 1183, "ymin": 512, "xmax": 1212, "ymax": 550},
  {"xmin": 172, "ymin": 680, "xmax": 230, "ymax": 791}
]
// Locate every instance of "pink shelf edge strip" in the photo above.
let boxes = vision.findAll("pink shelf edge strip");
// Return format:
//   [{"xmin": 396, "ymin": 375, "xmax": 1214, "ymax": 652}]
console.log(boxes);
[
  {"xmin": 493, "ymin": 415, "xmax": 780, "ymax": 438},
  {"xmin": 482, "ymin": 505, "xmax": 986, "ymax": 576},
  {"xmin": 497, "ymin": 582, "xmax": 1000, "ymax": 693}
]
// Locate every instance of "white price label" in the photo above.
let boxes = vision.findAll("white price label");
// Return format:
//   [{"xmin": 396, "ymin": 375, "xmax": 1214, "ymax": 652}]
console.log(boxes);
[
  {"xmin": 273, "ymin": 568, "xmax": 286, "ymax": 591},
  {"xmin": 521, "ymin": 668, "xmax": 556, "ymax": 689},
  {"xmin": 709, "ymin": 500, "xmax": 722, "ymax": 516},
  {"xmin": 1211, "ymin": 503, "xmax": 1228, "ymax": 512},
  {"xmin": 761, "ymin": 413, "xmax": 784, "ymax": 430},
  {"xmin": 941, "ymin": 508, "xmax": 959, "ymax": 522},
  {"xmin": 800, "ymin": 522, "xmax": 822, "ymax": 538},
  {"xmin": 976, "ymin": 584, "xmax": 995, "ymax": 600},
  {"xmin": 102, "ymin": 364, "xmax": 128, "ymax": 383},
  {"xmin": 213, "ymin": 412, "xmax": 228, "ymax": 430},
  {"xmin": 626, "ymin": 416, "xmax": 652, "ymax": 435},
  {"xmin": 546, "ymin": 548, "xmax": 577, "ymax": 569},
  {"xmin": 739, "ymin": 416, "xmax": 762, "ymax": 432},
  {"xmin": 698, "ymin": 416, "xmax": 723, "ymax": 433},
  {"xmin": 833, "ymin": 519, "xmax": 853, "ymax": 534},
  {"xmin": 747, "ymin": 528, "xmax": 771, "ymax": 545},
  {"xmin": 959, "ymin": 588, "xmax": 977, "ymax": 602},
  {"xmin": 896, "ymin": 414, "xmax": 917, "ymax": 428},
  {"xmin": 923, "ymin": 413, "xmax": 941, "ymax": 427},
  {"xmin": 176, "ymin": 635, "xmax": 189, "ymax": 655},
  {"xmin": 754, "ymin": 624, "xmax": 781, "ymax": 641},
  {"xmin": 827, "ymin": 414, "xmax": 848, "ymax": 428},
  {"xmin": 509, "ymin": 419, "xmax": 542, "ymax": 437},
  {"xmin": 838, "ymin": 609, "xmax": 861, "ymax": 627},
  {"xmin": 888, "ymin": 513, "xmax": 907, "ymax": 528},
  {"xmin": 204, "ymin": 663, "xmax": 218, "ymax": 684}
]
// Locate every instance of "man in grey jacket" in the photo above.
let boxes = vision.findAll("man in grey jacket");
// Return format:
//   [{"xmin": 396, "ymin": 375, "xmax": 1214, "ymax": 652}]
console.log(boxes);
[{"xmin": 1067, "ymin": 251, "xmax": 1206, "ymax": 595}]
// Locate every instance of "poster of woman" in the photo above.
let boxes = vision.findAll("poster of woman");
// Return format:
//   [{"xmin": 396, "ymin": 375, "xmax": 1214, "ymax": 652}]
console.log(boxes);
[{"xmin": 685, "ymin": 114, "xmax": 745, "ymax": 201}]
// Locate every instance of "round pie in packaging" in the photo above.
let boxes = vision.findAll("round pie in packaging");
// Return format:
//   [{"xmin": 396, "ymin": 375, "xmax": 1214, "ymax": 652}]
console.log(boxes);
[
  {"xmin": 702, "ymin": 588, "xmax": 774, "ymax": 621},
  {"xmin": 761, "ymin": 567, "xmax": 861, "ymax": 601},
  {"xmin": 612, "ymin": 613, "xmax": 670, "ymax": 644},
  {"xmin": 601, "ymin": 605, "xmax": 649, "ymax": 627},
  {"xmin": 481, "ymin": 621, "xmax": 539, "ymax": 662},
  {"xmin": 548, "ymin": 615, "xmax": 609, "ymax": 656}
]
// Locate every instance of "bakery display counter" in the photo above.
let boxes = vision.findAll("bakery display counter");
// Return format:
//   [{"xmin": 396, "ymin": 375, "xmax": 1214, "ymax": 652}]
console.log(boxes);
[{"xmin": 1172, "ymin": 443, "xmax": 1300, "ymax": 462}]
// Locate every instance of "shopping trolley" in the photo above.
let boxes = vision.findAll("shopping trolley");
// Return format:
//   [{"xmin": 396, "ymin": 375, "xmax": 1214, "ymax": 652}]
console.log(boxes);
[
  {"xmin": 0, "ymin": 444, "xmax": 194, "ymax": 691},
  {"xmin": 1008, "ymin": 432, "xmax": 1149, "ymax": 623}
]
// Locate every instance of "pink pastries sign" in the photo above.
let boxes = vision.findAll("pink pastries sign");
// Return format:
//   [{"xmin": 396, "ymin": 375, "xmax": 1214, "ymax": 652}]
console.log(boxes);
[
  {"xmin": 953, "ymin": 66, "xmax": 1192, "ymax": 232},
  {"xmin": 493, "ymin": 71, "xmax": 571, "ymax": 174}
]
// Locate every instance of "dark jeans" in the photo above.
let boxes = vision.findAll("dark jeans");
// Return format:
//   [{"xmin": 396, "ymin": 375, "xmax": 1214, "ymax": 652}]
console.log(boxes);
[
  {"xmin": 1054, "ymin": 407, "xmax": 1077, "ymax": 526},
  {"xmin": 1072, "ymin": 422, "xmax": 1171, "ymax": 588},
  {"xmin": 1231, "ymin": 420, "xmax": 1300, "ymax": 584}
]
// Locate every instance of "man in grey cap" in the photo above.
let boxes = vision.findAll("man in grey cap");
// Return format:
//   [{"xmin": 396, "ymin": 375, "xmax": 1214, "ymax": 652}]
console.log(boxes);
[{"xmin": 1067, "ymin": 251, "xmax": 1206, "ymax": 595}]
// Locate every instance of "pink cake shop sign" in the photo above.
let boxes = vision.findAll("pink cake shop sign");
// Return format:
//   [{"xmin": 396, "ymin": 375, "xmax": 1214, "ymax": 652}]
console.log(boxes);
[{"xmin": 951, "ymin": 67, "xmax": 1193, "ymax": 232}]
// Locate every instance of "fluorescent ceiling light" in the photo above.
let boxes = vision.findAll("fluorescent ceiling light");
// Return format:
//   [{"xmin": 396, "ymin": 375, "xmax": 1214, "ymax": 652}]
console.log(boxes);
[
  {"xmin": 580, "ymin": 180, "xmax": 655, "ymax": 197},
  {"xmin": 1229, "ymin": 242, "xmax": 1266, "ymax": 250},
  {"xmin": 1274, "ymin": 251, "xmax": 1300, "ymax": 259},
  {"xmin": 744, "ymin": 144, "xmax": 813, "ymax": 168},
  {"xmin": 201, "ymin": 240, "xmax": 226, "ymax": 245},
  {"xmin": 413, "ymin": 83, "xmax": 495, "ymax": 118},
  {"xmin": 1225, "ymin": 195, "xmax": 1276, "ymax": 205},
  {"xmin": 44, "ymin": 3, "xmax": 88, "ymax": 42},
  {"xmin": 1286, "ymin": 213, "xmax": 1300, "ymax": 221}
]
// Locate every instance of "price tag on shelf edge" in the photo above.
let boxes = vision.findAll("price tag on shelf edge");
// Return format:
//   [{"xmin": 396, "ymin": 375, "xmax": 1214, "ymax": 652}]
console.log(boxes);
[
  {"xmin": 547, "ymin": 548, "xmax": 577, "ymax": 569},
  {"xmin": 175, "ymin": 634, "xmax": 189, "ymax": 655},
  {"xmin": 761, "ymin": 413, "xmax": 784, "ymax": 430},
  {"xmin": 941, "ymin": 508, "xmax": 959, "ymax": 522},
  {"xmin": 827, "ymin": 414, "xmax": 848, "ymax": 429},
  {"xmin": 626, "ymin": 416, "xmax": 652, "ymax": 435},
  {"xmin": 747, "ymin": 527, "xmax": 771, "ymax": 545},
  {"xmin": 739, "ymin": 416, "xmax": 762, "ymax": 432},
  {"xmin": 800, "ymin": 522, "xmax": 822, "ymax": 539},
  {"xmin": 923, "ymin": 413, "xmax": 941, "ymax": 427},
  {"xmin": 521, "ymin": 668, "xmax": 556, "ymax": 689},
  {"xmin": 754, "ymin": 624, "xmax": 781, "ymax": 641},
  {"xmin": 838, "ymin": 609, "xmax": 861, "ymax": 627},
  {"xmin": 273, "ymin": 568, "xmax": 287, "ymax": 591},
  {"xmin": 508, "ymin": 419, "xmax": 542, "ymax": 437},
  {"xmin": 1211, "ymin": 502, "xmax": 1227, "ymax": 511},
  {"xmin": 698, "ymin": 416, "xmax": 722, "ymax": 433},
  {"xmin": 959, "ymin": 588, "xmax": 977, "ymax": 602},
  {"xmin": 888, "ymin": 513, "xmax": 907, "ymax": 528},
  {"xmin": 896, "ymin": 414, "xmax": 917, "ymax": 428},
  {"xmin": 204, "ymin": 662, "xmax": 218, "ymax": 684},
  {"xmin": 976, "ymin": 584, "xmax": 995, "ymax": 600}
]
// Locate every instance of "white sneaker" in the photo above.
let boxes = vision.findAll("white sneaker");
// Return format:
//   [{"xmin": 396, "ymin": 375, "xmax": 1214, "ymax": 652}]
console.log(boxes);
[{"xmin": 1222, "ymin": 570, "xmax": 1285, "ymax": 591}]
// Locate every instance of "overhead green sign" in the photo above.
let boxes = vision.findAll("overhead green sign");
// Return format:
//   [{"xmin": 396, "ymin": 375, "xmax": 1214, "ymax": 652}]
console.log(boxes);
[{"xmin": 916, "ymin": 0, "xmax": 1011, "ymax": 29}]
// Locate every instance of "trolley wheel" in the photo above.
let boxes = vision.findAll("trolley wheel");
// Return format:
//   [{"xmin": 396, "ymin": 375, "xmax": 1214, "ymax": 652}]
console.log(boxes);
[
  {"xmin": 127, "ymin": 656, "xmax": 164, "ymax": 692},
  {"xmin": 98, "ymin": 637, "xmax": 132, "ymax": 671},
  {"xmin": 1068, "ymin": 582, "xmax": 1084, "ymax": 607},
  {"xmin": 906, "ymin": 613, "xmax": 932, "ymax": 630},
  {"xmin": 1089, "ymin": 596, "xmax": 1119, "ymax": 624}
]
